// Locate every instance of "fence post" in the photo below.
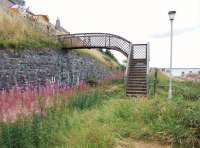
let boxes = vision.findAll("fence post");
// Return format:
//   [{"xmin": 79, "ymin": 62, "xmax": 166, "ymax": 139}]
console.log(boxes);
[{"xmin": 153, "ymin": 68, "xmax": 158, "ymax": 97}]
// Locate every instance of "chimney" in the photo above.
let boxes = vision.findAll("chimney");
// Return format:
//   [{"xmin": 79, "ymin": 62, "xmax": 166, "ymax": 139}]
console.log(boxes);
[{"xmin": 55, "ymin": 17, "xmax": 61, "ymax": 29}]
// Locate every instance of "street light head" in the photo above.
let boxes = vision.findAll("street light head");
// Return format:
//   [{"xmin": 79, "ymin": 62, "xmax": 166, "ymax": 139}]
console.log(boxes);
[{"xmin": 168, "ymin": 11, "xmax": 176, "ymax": 20}]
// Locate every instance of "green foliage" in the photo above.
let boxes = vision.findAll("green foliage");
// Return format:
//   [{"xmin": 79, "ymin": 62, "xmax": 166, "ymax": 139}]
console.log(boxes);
[
  {"xmin": 148, "ymin": 70, "xmax": 200, "ymax": 100},
  {"xmin": 0, "ymin": 107, "xmax": 71, "ymax": 148},
  {"xmin": 0, "ymin": 119, "xmax": 32, "ymax": 148},
  {"xmin": 174, "ymin": 81, "xmax": 200, "ymax": 100},
  {"xmin": 96, "ymin": 98, "xmax": 200, "ymax": 147},
  {"xmin": 0, "ymin": 35, "xmax": 61, "ymax": 50},
  {"xmin": 104, "ymin": 49, "xmax": 118, "ymax": 63},
  {"xmin": 113, "ymin": 101, "xmax": 134, "ymax": 121},
  {"xmin": 67, "ymin": 90, "xmax": 102, "ymax": 111},
  {"xmin": 0, "ymin": 77, "xmax": 200, "ymax": 147}
]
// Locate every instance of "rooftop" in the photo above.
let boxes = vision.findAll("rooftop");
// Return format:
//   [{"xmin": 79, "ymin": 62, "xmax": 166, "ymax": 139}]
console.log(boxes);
[{"xmin": 9, "ymin": 0, "xmax": 25, "ymax": 6}]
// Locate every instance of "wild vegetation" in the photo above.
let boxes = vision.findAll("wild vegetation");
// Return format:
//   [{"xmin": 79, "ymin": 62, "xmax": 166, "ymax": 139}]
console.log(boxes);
[
  {"xmin": 0, "ymin": 70, "xmax": 200, "ymax": 148},
  {"xmin": 100, "ymin": 49, "xmax": 119, "ymax": 63},
  {"xmin": 148, "ymin": 70, "xmax": 200, "ymax": 100},
  {"xmin": 73, "ymin": 49, "xmax": 121, "ymax": 69},
  {"xmin": 0, "ymin": 7, "xmax": 61, "ymax": 50}
]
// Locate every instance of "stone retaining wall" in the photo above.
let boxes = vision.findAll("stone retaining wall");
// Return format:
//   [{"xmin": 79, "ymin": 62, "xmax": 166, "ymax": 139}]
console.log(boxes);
[{"xmin": 0, "ymin": 48, "xmax": 114, "ymax": 89}]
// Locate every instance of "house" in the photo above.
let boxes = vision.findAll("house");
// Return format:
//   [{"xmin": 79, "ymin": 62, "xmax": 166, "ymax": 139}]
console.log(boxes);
[
  {"xmin": 31, "ymin": 14, "xmax": 50, "ymax": 25},
  {"xmin": 8, "ymin": 7, "xmax": 21, "ymax": 15},
  {"xmin": 0, "ymin": 0, "xmax": 25, "ymax": 8},
  {"xmin": 9, "ymin": 0, "xmax": 25, "ymax": 6}
]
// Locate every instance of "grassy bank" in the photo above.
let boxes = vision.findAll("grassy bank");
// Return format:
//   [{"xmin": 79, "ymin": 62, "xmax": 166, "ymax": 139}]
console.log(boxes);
[
  {"xmin": 0, "ymin": 76, "xmax": 200, "ymax": 147},
  {"xmin": 0, "ymin": 7, "xmax": 61, "ymax": 50},
  {"xmin": 73, "ymin": 49, "xmax": 121, "ymax": 69},
  {"xmin": 148, "ymin": 70, "xmax": 200, "ymax": 100}
]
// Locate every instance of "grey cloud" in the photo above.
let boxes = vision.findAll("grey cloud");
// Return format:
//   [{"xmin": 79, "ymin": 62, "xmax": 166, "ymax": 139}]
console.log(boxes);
[{"xmin": 151, "ymin": 25, "xmax": 200, "ymax": 38}]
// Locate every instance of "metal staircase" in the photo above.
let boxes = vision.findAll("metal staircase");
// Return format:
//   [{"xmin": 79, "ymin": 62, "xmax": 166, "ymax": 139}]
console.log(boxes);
[
  {"xmin": 126, "ymin": 59, "xmax": 147, "ymax": 96},
  {"xmin": 125, "ymin": 44, "xmax": 148, "ymax": 97}
]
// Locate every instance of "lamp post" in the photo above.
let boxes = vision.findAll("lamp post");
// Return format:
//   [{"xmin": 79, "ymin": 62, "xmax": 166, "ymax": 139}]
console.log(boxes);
[{"xmin": 168, "ymin": 11, "xmax": 176, "ymax": 99}]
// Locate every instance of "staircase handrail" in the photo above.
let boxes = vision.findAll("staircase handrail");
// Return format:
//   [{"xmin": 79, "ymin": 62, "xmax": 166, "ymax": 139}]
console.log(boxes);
[{"xmin": 124, "ymin": 43, "xmax": 133, "ymax": 85}]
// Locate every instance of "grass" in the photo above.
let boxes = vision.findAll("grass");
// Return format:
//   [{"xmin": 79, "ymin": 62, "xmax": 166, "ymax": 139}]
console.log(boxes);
[
  {"xmin": 0, "ymin": 7, "xmax": 61, "ymax": 50},
  {"xmin": 73, "ymin": 49, "xmax": 120, "ymax": 68},
  {"xmin": 0, "ymin": 76, "xmax": 200, "ymax": 147},
  {"xmin": 148, "ymin": 69, "xmax": 200, "ymax": 100}
]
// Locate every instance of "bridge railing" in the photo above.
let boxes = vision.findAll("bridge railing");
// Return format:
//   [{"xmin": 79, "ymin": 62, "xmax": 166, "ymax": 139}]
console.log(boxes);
[
  {"xmin": 132, "ymin": 44, "xmax": 148, "ymax": 60},
  {"xmin": 58, "ymin": 33, "xmax": 132, "ymax": 57}
]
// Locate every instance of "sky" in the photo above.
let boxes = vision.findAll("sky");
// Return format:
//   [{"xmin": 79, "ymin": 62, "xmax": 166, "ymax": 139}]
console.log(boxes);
[{"xmin": 25, "ymin": 0, "xmax": 200, "ymax": 68}]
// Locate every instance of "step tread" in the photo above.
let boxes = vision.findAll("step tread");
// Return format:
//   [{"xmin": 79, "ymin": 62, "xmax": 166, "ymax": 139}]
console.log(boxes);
[
  {"xmin": 128, "ymin": 75, "xmax": 146, "ymax": 77},
  {"xmin": 126, "ymin": 92, "xmax": 147, "ymax": 94},
  {"xmin": 127, "ymin": 84, "xmax": 147, "ymax": 86},
  {"xmin": 127, "ymin": 81, "xmax": 147, "ymax": 83},
  {"xmin": 126, "ymin": 89, "xmax": 147, "ymax": 91},
  {"xmin": 126, "ymin": 91, "xmax": 147, "ymax": 93},
  {"xmin": 128, "ymin": 76, "xmax": 146, "ymax": 78},
  {"xmin": 126, "ymin": 87, "xmax": 147, "ymax": 89},
  {"xmin": 128, "ymin": 75, "xmax": 146, "ymax": 76},
  {"xmin": 128, "ymin": 73, "xmax": 146, "ymax": 74},
  {"xmin": 129, "ymin": 68, "xmax": 146, "ymax": 70},
  {"xmin": 131, "ymin": 59, "xmax": 146, "ymax": 61},
  {"xmin": 128, "ymin": 76, "xmax": 146, "ymax": 77},
  {"xmin": 128, "ymin": 79, "xmax": 147, "ymax": 81},
  {"xmin": 129, "ymin": 67, "xmax": 146, "ymax": 68},
  {"xmin": 127, "ymin": 85, "xmax": 147, "ymax": 87}
]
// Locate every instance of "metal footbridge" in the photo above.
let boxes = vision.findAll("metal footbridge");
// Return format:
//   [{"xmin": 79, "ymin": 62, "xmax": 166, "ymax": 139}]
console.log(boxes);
[{"xmin": 58, "ymin": 33, "xmax": 150, "ymax": 96}]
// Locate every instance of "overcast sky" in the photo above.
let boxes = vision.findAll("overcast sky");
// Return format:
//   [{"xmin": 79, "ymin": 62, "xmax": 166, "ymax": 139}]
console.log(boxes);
[{"xmin": 25, "ymin": 0, "xmax": 200, "ymax": 68}]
